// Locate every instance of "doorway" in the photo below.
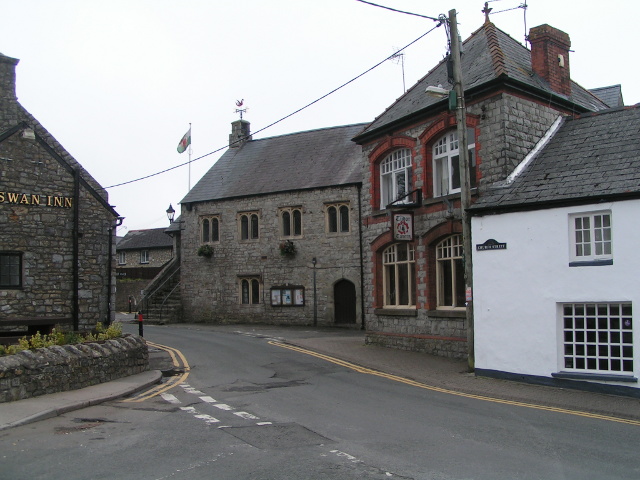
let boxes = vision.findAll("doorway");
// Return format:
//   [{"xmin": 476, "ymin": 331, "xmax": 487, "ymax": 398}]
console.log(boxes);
[{"xmin": 334, "ymin": 279, "xmax": 356, "ymax": 324}]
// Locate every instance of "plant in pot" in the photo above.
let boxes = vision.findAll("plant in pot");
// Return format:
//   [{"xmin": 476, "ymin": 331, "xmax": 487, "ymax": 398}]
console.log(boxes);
[
  {"xmin": 279, "ymin": 240, "xmax": 296, "ymax": 257},
  {"xmin": 197, "ymin": 244, "xmax": 214, "ymax": 258}
]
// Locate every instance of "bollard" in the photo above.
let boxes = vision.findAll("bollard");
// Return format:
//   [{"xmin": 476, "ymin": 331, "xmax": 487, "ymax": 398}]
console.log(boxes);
[
  {"xmin": 128, "ymin": 297, "xmax": 132, "ymax": 313},
  {"xmin": 138, "ymin": 311, "xmax": 144, "ymax": 337}
]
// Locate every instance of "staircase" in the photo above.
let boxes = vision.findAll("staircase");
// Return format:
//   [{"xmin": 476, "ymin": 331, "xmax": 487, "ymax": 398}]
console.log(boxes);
[{"xmin": 140, "ymin": 259, "xmax": 182, "ymax": 324}]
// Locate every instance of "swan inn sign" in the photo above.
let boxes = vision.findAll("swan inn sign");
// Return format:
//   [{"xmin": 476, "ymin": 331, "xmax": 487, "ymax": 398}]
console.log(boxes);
[{"xmin": 0, "ymin": 191, "xmax": 73, "ymax": 208}]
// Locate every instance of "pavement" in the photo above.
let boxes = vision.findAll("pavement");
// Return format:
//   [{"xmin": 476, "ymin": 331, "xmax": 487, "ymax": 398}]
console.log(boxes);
[{"xmin": 2, "ymin": 315, "xmax": 639, "ymax": 431}]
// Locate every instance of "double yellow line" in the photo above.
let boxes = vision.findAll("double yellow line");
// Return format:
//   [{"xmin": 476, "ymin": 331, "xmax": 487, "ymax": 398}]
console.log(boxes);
[
  {"xmin": 122, "ymin": 341, "xmax": 191, "ymax": 403},
  {"xmin": 270, "ymin": 341, "xmax": 640, "ymax": 427}
]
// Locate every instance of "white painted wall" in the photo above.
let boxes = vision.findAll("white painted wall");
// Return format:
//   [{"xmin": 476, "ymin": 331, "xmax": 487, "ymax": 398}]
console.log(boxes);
[{"xmin": 471, "ymin": 199, "xmax": 640, "ymax": 388}]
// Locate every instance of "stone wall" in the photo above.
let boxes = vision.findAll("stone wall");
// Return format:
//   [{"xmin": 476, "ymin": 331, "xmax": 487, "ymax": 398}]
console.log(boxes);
[
  {"xmin": 0, "ymin": 334, "xmax": 148, "ymax": 403},
  {"xmin": 180, "ymin": 185, "xmax": 362, "ymax": 326}
]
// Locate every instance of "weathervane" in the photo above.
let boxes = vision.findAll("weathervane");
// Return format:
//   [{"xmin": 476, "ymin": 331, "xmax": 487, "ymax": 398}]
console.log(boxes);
[
  {"xmin": 235, "ymin": 99, "xmax": 247, "ymax": 119},
  {"xmin": 482, "ymin": 2, "xmax": 492, "ymax": 23}
]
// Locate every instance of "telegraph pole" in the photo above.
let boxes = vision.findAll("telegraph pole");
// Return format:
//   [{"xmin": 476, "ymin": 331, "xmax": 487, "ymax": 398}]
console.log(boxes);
[{"xmin": 449, "ymin": 9, "xmax": 475, "ymax": 371}]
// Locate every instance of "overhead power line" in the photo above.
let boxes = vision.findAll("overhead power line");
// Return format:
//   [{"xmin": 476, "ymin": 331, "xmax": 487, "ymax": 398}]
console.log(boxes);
[
  {"xmin": 354, "ymin": 0, "xmax": 440, "ymax": 21},
  {"xmin": 105, "ymin": 22, "xmax": 444, "ymax": 190}
]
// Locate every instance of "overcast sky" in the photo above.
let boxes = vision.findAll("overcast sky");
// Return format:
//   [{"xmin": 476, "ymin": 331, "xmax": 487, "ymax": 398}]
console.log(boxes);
[{"xmin": 2, "ymin": 0, "xmax": 638, "ymax": 235}]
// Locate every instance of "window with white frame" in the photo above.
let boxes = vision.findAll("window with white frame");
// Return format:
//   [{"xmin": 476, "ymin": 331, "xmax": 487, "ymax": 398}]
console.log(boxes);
[
  {"xmin": 561, "ymin": 302, "xmax": 633, "ymax": 374},
  {"xmin": 0, "ymin": 252, "xmax": 22, "ymax": 288},
  {"xmin": 279, "ymin": 207, "xmax": 302, "ymax": 238},
  {"xmin": 569, "ymin": 211, "xmax": 612, "ymax": 264},
  {"xmin": 200, "ymin": 215, "xmax": 220, "ymax": 244},
  {"xmin": 239, "ymin": 212, "xmax": 259, "ymax": 240},
  {"xmin": 239, "ymin": 277, "xmax": 261, "ymax": 304},
  {"xmin": 140, "ymin": 250, "xmax": 149, "ymax": 264},
  {"xmin": 380, "ymin": 149, "xmax": 412, "ymax": 209},
  {"xmin": 382, "ymin": 243, "xmax": 415, "ymax": 307},
  {"xmin": 326, "ymin": 202, "xmax": 350, "ymax": 233},
  {"xmin": 432, "ymin": 129, "xmax": 476, "ymax": 197},
  {"xmin": 436, "ymin": 234, "xmax": 465, "ymax": 309},
  {"xmin": 118, "ymin": 251, "xmax": 126, "ymax": 265}
]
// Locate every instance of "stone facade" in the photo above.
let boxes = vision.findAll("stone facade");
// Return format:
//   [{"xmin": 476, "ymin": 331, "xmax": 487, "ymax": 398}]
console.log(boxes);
[
  {"xmin": 0, "ymin": 335, "xmax": 149, "ymax": 403},
  {"xmin": 180, "ymin": 185, "xmax": 362, "ymax": 326},
  {"xmin": 0, "ymin": 53, "xmax": 119, "ymax": 332}
]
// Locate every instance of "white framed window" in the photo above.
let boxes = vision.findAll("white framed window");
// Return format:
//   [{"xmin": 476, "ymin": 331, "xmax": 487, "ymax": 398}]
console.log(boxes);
[
  {"xmin": 382, "ymin": 243, "xmax": 415, "ymax": 307},
  {"xmin": 561, "ymin": 302, "xmax": 633, "ymax": 374},
  {"xmin": 326, "ymin": 202, "xmax": 350, "ymax": 234},
  {"xmin": 118, "ymin": 251, "xmax": 126, "ymax": 265},
  {"xmin": 0, "ymin": 252, "xmax": 22, "ymax": 288},
  {"xmin": 239, "ymin": 277, "xmax": 261, "ymax": 304},
  {"xmin": 569, "ymin": 211, "xmax": 612, "ymax": 264},
  {"xmin": 140, "ymin": 250, "xmax": 149, "ymax": 264},
  {"xmin": 279, "ymin": 207, "xmax": 302, "ymax": 238},
  {"xmin": 380, "ymin": 149, "xmax": 412, "ymax": 209},
  {"xmin": 238, "ymin": 212, "xmax": 259, "ymax": 240},
  {"xmin": 200, "ymin": 215, "xmax": 220, "ymax": 244},
  {"xmin": 432, "ymin": 129, "xmax": 476, "ymax": 197},
  {"xmin": 436, "ymin": 235, "xmax": 465, "ymax": 309}
]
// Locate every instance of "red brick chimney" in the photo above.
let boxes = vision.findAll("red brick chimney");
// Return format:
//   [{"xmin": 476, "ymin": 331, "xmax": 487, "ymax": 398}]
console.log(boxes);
[{"xmin": 528, "ymin": 25, "xmax": 571, "ymax": 97}]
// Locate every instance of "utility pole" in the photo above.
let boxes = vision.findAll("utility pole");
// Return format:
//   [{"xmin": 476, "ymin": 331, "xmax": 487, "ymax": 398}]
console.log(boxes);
[{"xmin": 449, "ymin": 9, "xmax": 475, "ymax": 371}]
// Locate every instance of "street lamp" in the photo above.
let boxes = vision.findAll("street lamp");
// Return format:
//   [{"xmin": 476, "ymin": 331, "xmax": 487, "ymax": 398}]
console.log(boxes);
[{"xmin": 166, "ymin": 204, "xmax": 175, "ymax": 223}]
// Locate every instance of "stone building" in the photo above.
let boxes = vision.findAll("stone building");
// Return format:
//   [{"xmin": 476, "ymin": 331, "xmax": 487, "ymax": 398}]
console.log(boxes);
[
  {"xmin": 0, "ymin": 53, "xmax": 120, "ymax": 335},
  {"xmin": 115, "ymin": 227, "xmax": 174, "ymax": 312},
  {"xmin": 352, "ymin": 21, "xmax": 610, "ymax": 359},
  {"xmin": 177, "ymin": 121, "xmax": 365, "ymax": 326}
]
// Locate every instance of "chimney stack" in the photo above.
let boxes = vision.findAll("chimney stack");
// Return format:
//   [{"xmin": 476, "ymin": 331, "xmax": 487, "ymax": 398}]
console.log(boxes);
[
  {"xmin": 229, "ymin": 119, "xmax": 251, "ymax": 148},
  {"xmin": 0, "ymin": 53, "xmax": 19, "ymax": 102},
  {"xmin": 529, "ymin": 25, "xmax": 571, "ymax": 97}
]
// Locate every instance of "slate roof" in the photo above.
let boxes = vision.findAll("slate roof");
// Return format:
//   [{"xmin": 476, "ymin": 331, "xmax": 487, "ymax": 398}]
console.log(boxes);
[
  {"xmin": 354, "ymin": 22, "xmax": 608, "ymax": 142},
  {"xmin": 117, "ymin": 228, "xmax": 173, "ymax": 250},
  {"xmin": 181, "ymin": 123, "xmax": 367, "ymax": 204},
  {"xmin": 470, "ymin": 105, "xmax": 640, "ymax": 214},
  {"xmin": 589, "ymin": 85, "xmax": 624, "ymax": 108}
]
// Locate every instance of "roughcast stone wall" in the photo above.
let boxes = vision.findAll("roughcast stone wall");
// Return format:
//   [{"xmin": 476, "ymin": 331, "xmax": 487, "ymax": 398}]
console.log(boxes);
[{"xmin": 0, "ymin": 334, "xmax": 149, "ymax": 403}]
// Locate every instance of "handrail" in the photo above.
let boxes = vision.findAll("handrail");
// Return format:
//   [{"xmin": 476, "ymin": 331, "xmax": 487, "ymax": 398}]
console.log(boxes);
[
  {"xmin": 159, "ymin": 281, "xmax": 181, "ymax": 322},
  {"xmin": 140, "ymin": 259, "xmax": 180, "ymax": 318}
]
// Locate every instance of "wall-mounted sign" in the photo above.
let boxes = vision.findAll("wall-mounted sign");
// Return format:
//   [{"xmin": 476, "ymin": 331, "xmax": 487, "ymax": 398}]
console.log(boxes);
[
  {"xmin": 0, "ymin": 191, "xmax": 73, "ymax": 208},
  {"xmin": 476, "ymin": 238, "xmax": 507, "ymax": 251},
  {"xmin": 392, "ymin": 212, "xmax": 413, "ymax": 241},
  {"xmin": 271, "ymin": 286, "xmax": 305, "ymax": 306}
]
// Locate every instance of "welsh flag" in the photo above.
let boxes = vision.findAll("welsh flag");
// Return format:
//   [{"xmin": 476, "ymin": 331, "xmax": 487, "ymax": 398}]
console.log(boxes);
[{"xmin": 177, "ymin": 127, "xmax": 191, "ymax": 153}]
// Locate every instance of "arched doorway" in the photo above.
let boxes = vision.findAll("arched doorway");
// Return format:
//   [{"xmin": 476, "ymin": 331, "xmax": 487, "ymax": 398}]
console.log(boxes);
[{"xmin": 334, "ymin": 279, "xmax": 356, "ymax": 324}]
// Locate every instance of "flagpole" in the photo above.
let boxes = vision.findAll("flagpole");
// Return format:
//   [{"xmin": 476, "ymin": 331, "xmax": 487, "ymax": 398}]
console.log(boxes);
[{"xmin": 188, "ymin": 122, "xmax": 192, "ymax": 191}]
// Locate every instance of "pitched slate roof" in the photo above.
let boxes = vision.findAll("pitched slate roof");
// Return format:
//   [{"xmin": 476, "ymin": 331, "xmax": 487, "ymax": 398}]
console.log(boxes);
[
  {"xmin": 589, "ymin": 85, "xmax": 624, "ymax": 108},
  {"xmin": 117, "ymin": 228, "xmax": 173, "ymax": 250},
  {"xmin": 181, "ymin": 123, "xmax": 366, "ymax": 204},
  {"xmin": 354, "ymin": 22, "xmax": 608, "ymax": 142},
  {"xmin": 470, "ymin": 105, "xmax": 640, "ymax": 213}
]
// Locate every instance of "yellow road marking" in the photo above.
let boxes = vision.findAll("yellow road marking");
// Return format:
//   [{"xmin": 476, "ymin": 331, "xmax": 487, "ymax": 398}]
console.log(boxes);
[
  {"xmin": 122, "ymin": 341, "xmax": 190, "ymax": 403},
  {"xmin": 269, "ymin": 341, "xmax": 640, "ymax": 427}
]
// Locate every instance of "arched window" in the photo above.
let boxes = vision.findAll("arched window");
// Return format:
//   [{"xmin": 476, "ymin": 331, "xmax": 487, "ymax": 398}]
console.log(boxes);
[
  {"xmin": 239, "ymin": 212, "xmax": 259, "ymax": 240},
  {"xmin": 202, "ymin": 218, "xmax": 210, "ymax": 243},
  {"xmin": 382, "ymin": 243, "xmax": 415, "ymax": 307},
  {"xmin": 432, "ymin": 130, "xmax": 475, "ymax": 197},
  {"xmin": 201, "ymin": 215, "xmax": 220, "ymax": 243},
  {"xmin": 380, "ymin": 149, "xmax": 412, "ymax": 209},
  {"xmin": 326, "ymin": 202, "xmax": 350, "ymax": 233},
  {"xmin": 436, "ymin": 234, "xmax": 465, "ymax": 309},
  {"xmin": 279, "ymin": 207, "xmax": 303, "ymax": 238},
  {"xmin": 240, "ymin": 277, "xmax": 261, "ymax": 304}
]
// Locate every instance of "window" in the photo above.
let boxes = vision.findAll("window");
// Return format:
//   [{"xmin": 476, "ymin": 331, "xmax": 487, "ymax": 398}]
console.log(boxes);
[
  {"xmin": 239, "ymin": 212, "xmax": 259, "ymax": 240},
  {"xmin": 382, "ymin": 243, "xmax": 415, "ymax": 307},
  {"xmin": 140, "ymin": 250, "xmax": 149, "ymax": 264},
  {"xmin": 432, "ymin": 130, "xmax": 476, "ymax": 197},
  {"xmin": 436, "ymin": 235, "xmax": 465, "ymax": 309},
  {"xmin": 570, "ymin": 211, "xmax": 612, "ymax": 264},
  {"xmin": 200, "ymin": 215, "xmax": 220, "ymax": 243},
  {"xmin": 326, "ymin": 203, "xmax": 350, "ymax": 233},
  {"xmin": 380, "ymin": 149, "xmax": 412, "ymax": 208},
  {"xmin": 118, "ymin": 251, "xmax": 126, "ymax": 265},
  {"xmin": 0, "ymin": 252, "xmax": 22, "ymax": 288},
  {"xmin": 239, "ymin": 277, "xmax": 261, "ymax": 304},
  {"xmin": 561, "ymin": 303, "xmax": 633, "ymax": 374},
  {"xmin": 279, "ymin": 207, "xmax": 302, "ymax": 238}
]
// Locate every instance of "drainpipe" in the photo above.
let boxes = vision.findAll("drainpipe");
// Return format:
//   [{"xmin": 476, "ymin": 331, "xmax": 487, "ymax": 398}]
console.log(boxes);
[
  {"xmin": 357, "ymin": 184, "xmax": 365, "ymax": 330},
  {"xmin": 72, "ymin": 169, "xmax": 80, "ymax": 331}
]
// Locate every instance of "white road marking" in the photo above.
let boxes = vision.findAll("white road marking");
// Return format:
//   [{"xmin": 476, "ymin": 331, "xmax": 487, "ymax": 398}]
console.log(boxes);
[
  {"xmin": 256, "ymin": 422, "xmax": 272, "ymax": 425},
  {"xmin": 180, "ymin": 406, "xmax": 197, "ymax": 413},
  {"xmin": 199, "ymin": 396, "xmax": 217, "ymax": 403},
  {"xmin": 234, "ymin": 412, "xmax": 259, "ymax": 420},
  {"xmin": 214, "ymin": 403, "xmax": 234, "ymax": 411},
  {"xmin": 160, "ymin": 393, "xmax": 181, "ymax": 404},
  {"xmin": 194, "ymin": 414, "xmax": 220, "ymax": 424}
]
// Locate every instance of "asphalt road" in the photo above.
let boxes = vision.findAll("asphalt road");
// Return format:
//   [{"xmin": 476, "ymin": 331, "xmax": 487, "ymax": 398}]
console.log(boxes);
[{"xmin": 1, "ymin": 324, "xmax": 639, "ymax": 479}]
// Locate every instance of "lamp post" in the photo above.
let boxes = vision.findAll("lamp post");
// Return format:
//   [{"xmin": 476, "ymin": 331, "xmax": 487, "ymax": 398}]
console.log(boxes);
[{"xmin": 166, "ymin": 204, "xmax": 175, "ymax": 223}]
